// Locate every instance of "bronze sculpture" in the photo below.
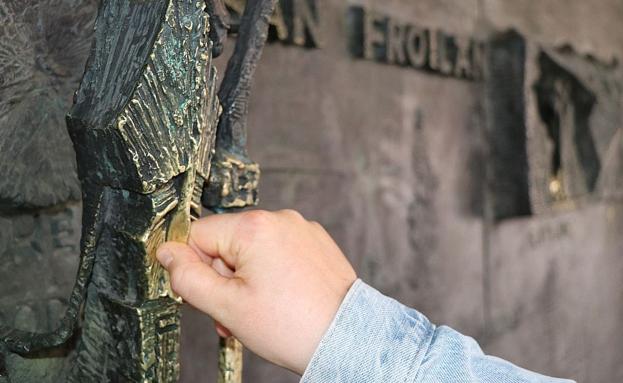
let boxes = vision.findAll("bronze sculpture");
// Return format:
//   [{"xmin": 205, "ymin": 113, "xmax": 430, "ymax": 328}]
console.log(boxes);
[{"xmin": 0, "ymin": 0, "xmax": 275, "ymax": 381}]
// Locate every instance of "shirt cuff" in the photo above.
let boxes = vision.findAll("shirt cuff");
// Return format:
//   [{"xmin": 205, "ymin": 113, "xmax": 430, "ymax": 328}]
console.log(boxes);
[{"xmin": 300, "ymin": 279, "xmax": 435, "ymax": 383}]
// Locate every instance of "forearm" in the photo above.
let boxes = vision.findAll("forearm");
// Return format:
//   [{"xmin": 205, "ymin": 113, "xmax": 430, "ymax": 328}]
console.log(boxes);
[{"xmin": 301, "ymin": 280, "xmax": 575, "ymax": 383}]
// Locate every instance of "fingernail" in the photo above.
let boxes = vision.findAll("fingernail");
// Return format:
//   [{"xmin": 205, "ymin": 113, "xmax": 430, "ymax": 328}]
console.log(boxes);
[{"xmin": 157, "ymin": 249, "xmax": 174, "ymax": 268}]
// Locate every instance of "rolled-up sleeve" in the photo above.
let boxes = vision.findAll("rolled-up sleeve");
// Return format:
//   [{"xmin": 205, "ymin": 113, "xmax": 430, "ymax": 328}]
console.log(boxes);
[{"xmin": 300, "ymin": 279, "xmax": 574, "ymax": 383}]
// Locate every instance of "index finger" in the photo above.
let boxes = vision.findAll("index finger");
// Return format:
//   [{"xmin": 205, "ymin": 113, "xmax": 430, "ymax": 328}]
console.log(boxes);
[{"xmin": 189, "ymin": 211, "xmax": 247, "ymax": 268}]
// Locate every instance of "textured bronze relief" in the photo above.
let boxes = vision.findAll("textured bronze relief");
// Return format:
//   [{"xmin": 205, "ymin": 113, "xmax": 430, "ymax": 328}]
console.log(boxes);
[{"xmin": 1, "ymin": 0, "xmax": 275, "ymax": 381}]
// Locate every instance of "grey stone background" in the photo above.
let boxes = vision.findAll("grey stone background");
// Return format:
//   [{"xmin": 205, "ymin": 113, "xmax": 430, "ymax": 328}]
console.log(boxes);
[
  {"xmin": 0, "ymin": 1, "xmax": 621, "ymax": 382},
  {"xmin": 180, "ymin": 1, "xmax": 623, "ymax": 382}
]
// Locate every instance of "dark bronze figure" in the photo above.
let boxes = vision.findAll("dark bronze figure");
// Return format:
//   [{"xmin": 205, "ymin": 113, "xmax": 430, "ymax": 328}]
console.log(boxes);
[{"xmin": 1, "ymin": 0, "xmax": 275, "ymax": 381}]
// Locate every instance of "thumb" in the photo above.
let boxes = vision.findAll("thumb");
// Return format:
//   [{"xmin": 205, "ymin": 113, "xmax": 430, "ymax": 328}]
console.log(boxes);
[{"xmin": 157, "ymin": 242, "xmax": 242, "ymax": 324}]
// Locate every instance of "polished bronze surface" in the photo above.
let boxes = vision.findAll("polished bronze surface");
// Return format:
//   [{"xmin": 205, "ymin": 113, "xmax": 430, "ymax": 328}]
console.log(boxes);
[
  {"xmin": 218, "ymin": 337, "xmax": 244, "ymax": 383},
  {"xmin": 0, "ymin": 0, "xmax": 272, "ymax": 380}
]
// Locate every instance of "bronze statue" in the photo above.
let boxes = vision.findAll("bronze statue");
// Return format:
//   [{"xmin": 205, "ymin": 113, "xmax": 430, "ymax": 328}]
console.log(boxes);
[{"xmin": 0, "ymin": 0, "xmax": 275, "ymax": 381}]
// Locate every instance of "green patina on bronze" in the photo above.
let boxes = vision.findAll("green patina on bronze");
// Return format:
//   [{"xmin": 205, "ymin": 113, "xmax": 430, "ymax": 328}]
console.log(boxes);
[
  {"xmin": 0, "ymin": 0, "xmax": 276, "ymax": 380},
  {"xmin": 2, "ymin": 0, "xmax": 218, "ymax": 381}
]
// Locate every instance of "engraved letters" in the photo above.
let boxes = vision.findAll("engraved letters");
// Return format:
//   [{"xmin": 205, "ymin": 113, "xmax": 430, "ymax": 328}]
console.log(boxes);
[
  {"xmin": 225, "ymin": 0, "xmax": 322, "ymax": 47},
  {"xmin": 349, "ymin": 6, "xmax": 485, "ymax": 80}
]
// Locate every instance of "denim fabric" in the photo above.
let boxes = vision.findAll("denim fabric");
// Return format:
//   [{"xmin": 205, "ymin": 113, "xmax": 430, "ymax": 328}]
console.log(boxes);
[{"xmin": 301, "ymin": 279, "xmax": 575, "ymax": 383}]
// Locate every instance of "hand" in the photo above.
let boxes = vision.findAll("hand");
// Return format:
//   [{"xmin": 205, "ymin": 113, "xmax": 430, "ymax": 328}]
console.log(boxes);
[{"xmin": 156, "ymin": 209, "xmax": 357, "ymax": 375}]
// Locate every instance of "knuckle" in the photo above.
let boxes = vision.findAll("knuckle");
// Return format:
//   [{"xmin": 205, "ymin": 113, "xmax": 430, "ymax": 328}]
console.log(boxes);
[
  {"xmin": 309, "ymin": 220, "xmax": 326, "ymax": 233},
  {"xmin": 241, "ymin": 210, "xmax": 272, "ymax": 230},
  {"xmin": 309, "ymin": 220, "xmax": 322, "ymax": 228},
  {"xmin": 244, "ymin": 210, "xmax": 271, "ymax": 228},
  {"xmin": 237, "ymin": 210, "xmax": 272, "ymax": 243},
  {"xmin": 279, "ymin": 209, "xmax": 304, "ymax": 221}
]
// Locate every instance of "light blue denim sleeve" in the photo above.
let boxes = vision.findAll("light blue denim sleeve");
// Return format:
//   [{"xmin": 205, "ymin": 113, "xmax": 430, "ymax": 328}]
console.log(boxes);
[{"xmin": 300, "ymin": 279, "xmax": 575, "ymax": 383}]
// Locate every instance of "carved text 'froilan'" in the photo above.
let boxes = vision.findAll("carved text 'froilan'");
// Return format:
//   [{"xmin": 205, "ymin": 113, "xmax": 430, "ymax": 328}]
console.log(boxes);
[{"xmin": 348, "ymin": 6, "xmax": 485, "ymax": 81}]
